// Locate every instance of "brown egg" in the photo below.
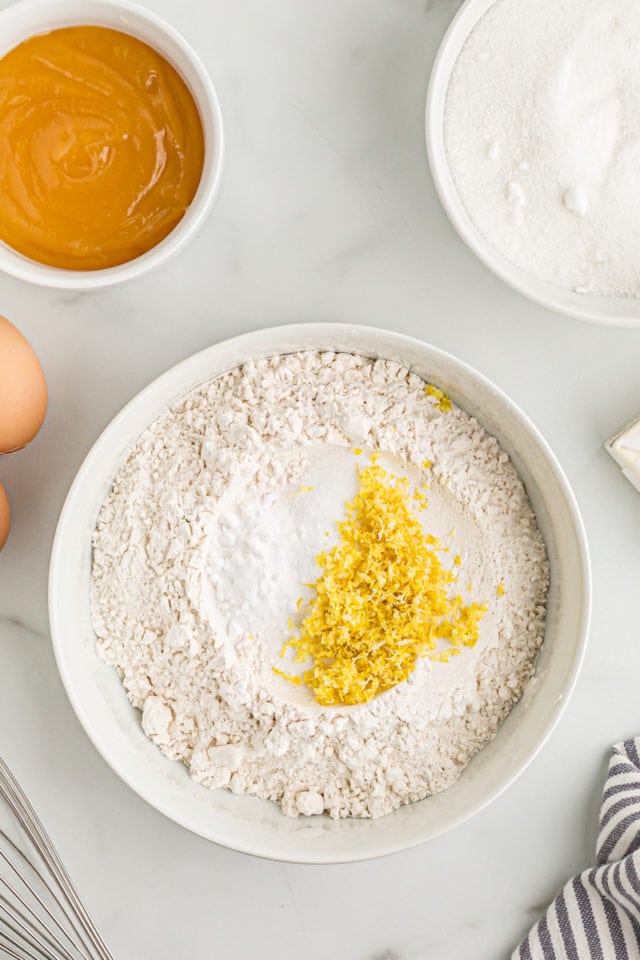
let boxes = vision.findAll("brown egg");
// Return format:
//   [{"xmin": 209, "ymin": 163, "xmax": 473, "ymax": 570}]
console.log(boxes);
[
  {"xmin": 0, "ymin": 482, "xmax": 10, "ymax": 551},
  {"xmin": 0, "ymin": 316, "xmax": 47, "ymax": 453}
]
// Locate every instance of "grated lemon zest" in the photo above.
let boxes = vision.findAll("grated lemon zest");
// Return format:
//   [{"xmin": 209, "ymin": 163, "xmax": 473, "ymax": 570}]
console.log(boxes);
[
  {"xmin": 276, "ymin": 461, "xmax": 487, "ymax": 706},
  {"xmin": 288, "ymin": 485, "xmax": 315, "ymax": 500},
  {"xmin": 423, "ymin": 459, "xmax": 432, "ymax": 469},
  {"xmin": 273, "ymin": 666, "xmax": 302, "ymax": 685},
  {"xmin": 352, "ymin": 447, "xmax": 363, "ymax": 455},
  {"xmin": 425, "ymin": 384, "xmax": 453, "ymax": 413},
  {"xmin": 497, "ymin": 583, "xmax": 506, "ymax": 596}
]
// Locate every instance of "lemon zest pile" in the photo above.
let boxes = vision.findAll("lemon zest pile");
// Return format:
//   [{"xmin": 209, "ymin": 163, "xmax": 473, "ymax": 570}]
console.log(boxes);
[
  {"xmin": 275, "ymin": 461, "xmax": 487, "ymax": 706},
  {"xmin": 425, "ymin": 384, "xmax": 452, "ymax": 413}
]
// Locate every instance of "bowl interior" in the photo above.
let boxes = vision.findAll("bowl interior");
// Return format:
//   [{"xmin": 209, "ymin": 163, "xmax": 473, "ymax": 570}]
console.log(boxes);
[
  {"xmin": 49, "ymin": 323, "xmax": 590, "ymax": 863},
  {"xmin": 0, "ymin": 0, "xmax": 223, "ymax": 289},
  {"xmin": 426, "ymin": 0, "xmax": 640, "ymax": 327}
]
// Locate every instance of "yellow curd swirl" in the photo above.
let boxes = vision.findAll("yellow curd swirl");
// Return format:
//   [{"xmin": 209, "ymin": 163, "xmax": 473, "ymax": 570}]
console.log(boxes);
[{"xmin": 0, "ymin": 26, "xmax": 205, "ymax": 270}]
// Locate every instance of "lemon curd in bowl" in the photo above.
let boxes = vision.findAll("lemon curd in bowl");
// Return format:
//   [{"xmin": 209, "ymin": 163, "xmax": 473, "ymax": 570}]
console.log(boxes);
[{"xmin": 0, "ymin": 25, "xmax": 205, "ymax": 270}]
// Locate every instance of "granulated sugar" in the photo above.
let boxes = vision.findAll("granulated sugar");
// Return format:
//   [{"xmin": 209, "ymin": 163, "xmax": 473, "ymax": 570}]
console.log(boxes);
[
  {"xmin": 91, "ymin": 352, "xmax": 549, "ymax": 819},
  {"xmin": 444, "ymin": 0, "xmax": 640, "ymax": 297}
]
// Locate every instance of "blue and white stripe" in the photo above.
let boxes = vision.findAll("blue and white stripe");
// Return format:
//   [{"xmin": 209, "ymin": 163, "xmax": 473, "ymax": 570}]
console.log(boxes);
[{"xmin": 514, "ymin": 739, "xmax": 640, "ymax": 959}]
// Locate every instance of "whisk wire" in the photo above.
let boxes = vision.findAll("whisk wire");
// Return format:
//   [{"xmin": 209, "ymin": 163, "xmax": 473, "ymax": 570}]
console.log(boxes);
[
  {"xmin": 0, "ymin": 759, "xmax": 115, "ymax": 960},
  {"xmin": 0, "ymin": 888, "xmax": 67, "ymax": 960},
  {"xmin": 0, "ymin": 848, "xmax": 86, "ymax": 959},
  {"xmin": 0, "ymin": 932, "xmax": 42, "ymax": 960},
  {"xmin": 0, "ymin": 833, "xmax": 93, "ymax": 960}
]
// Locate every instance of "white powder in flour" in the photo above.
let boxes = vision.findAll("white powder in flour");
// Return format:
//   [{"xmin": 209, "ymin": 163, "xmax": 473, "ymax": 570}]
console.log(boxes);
[
  {"xmin": 444, "ymin": 0, "xmax": 640, "ymax": 297},
  {"xmin": 91, "ymin": 352, "xmax": 549, "ymax": 819}
]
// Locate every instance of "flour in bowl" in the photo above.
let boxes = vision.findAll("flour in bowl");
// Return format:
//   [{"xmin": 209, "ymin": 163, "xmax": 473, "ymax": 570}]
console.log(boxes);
[{"xmin": 91, "ymin": 352, "xmax": 549, "ymax": 819}]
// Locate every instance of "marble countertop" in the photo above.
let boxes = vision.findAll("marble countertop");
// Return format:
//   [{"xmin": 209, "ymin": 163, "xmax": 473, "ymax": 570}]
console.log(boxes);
[{"xmin": 1, "ymin": 1, "xmax": 640, "ymax": 957}]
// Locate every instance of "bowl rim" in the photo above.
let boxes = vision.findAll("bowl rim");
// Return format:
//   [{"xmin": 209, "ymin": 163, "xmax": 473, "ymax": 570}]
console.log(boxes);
[
  {"xmin": 425, "ymin": 0, "xmax": 640, "ymax": 327},
  {"xmin": 48, "ymin": 322, "xmax": 592, "ymax": 862},
  {"xmin": 0, "ymin": 0, "xmax": 224, "ymax": 290}
]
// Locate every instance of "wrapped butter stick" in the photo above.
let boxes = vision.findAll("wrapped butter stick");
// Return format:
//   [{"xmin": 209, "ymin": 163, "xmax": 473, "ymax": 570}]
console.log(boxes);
[{"xmin": 606, "ymin": 416, "xmax": 640, "ymax": 492}]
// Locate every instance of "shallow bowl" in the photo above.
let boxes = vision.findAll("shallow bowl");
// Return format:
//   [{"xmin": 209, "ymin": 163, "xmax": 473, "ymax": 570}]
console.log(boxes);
[
  {"xmin": 49, "ymin": 323, "xmax": 591, "ymax": 862},
  {"xmin": 426, "ymin": 0, "xmax": 640, "ymax": 326},
  {"xmin": 0, "ymin": 0, "xmax": 224, "ymax": 290}
]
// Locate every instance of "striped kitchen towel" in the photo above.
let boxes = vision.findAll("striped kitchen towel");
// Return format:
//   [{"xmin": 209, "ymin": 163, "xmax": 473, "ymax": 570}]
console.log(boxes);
[{"xmin": 514, "ymin": 739, "xmax": 640, "ymax": 959}]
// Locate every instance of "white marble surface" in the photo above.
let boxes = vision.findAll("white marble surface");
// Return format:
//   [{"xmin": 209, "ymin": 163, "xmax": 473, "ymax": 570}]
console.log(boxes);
[{"xmin": 1, "ymin": 0, "xmax": 640, "ymax": 957}]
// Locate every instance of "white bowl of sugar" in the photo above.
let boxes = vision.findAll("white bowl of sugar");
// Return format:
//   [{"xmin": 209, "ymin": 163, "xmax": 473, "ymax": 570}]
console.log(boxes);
[{"xmin": 427, "ymin": 0, "xmax": 640, "ymax": 326}]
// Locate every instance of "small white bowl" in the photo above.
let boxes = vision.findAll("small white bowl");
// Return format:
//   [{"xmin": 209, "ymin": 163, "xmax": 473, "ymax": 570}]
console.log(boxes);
[
  {"xmin": 49, "ymin": 323, "xmax": 591, "ymax": 863},
  {"xmin": 0, "ymin": 0, "xmax": 224, "ymax": 290},
  {"xmin": 426, "ymin": 0, "xmax": 640, "ymax": 327}
]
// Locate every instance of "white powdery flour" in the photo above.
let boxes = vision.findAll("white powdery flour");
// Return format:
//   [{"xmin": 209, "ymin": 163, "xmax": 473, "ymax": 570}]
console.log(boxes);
[
  {"xmin": 91, "ymin": 352, "xmax": 549, "ymax": 819},
  {"xmin": 445, "ymin": 0, "xmax": 640, "ymax": 297}
]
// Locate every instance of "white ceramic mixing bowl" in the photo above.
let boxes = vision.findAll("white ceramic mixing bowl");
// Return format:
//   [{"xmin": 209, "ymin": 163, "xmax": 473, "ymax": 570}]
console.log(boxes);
[
  {"xmin": 426, "ymin": 0, "xmax": 640, "ymax": 326},
  {"xmin": 0, "ymin": 0, "xmax": 224, "ymax": 290},
  {"xmin": 49, "ymin": 323, "xmax": 591, "ymax": 863}
]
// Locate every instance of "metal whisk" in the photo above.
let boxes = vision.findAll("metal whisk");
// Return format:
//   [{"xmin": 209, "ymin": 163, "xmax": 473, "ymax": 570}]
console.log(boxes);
[{"xmin": 0, "ymin": 758, "xmax": 114, "ymax": 960}]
